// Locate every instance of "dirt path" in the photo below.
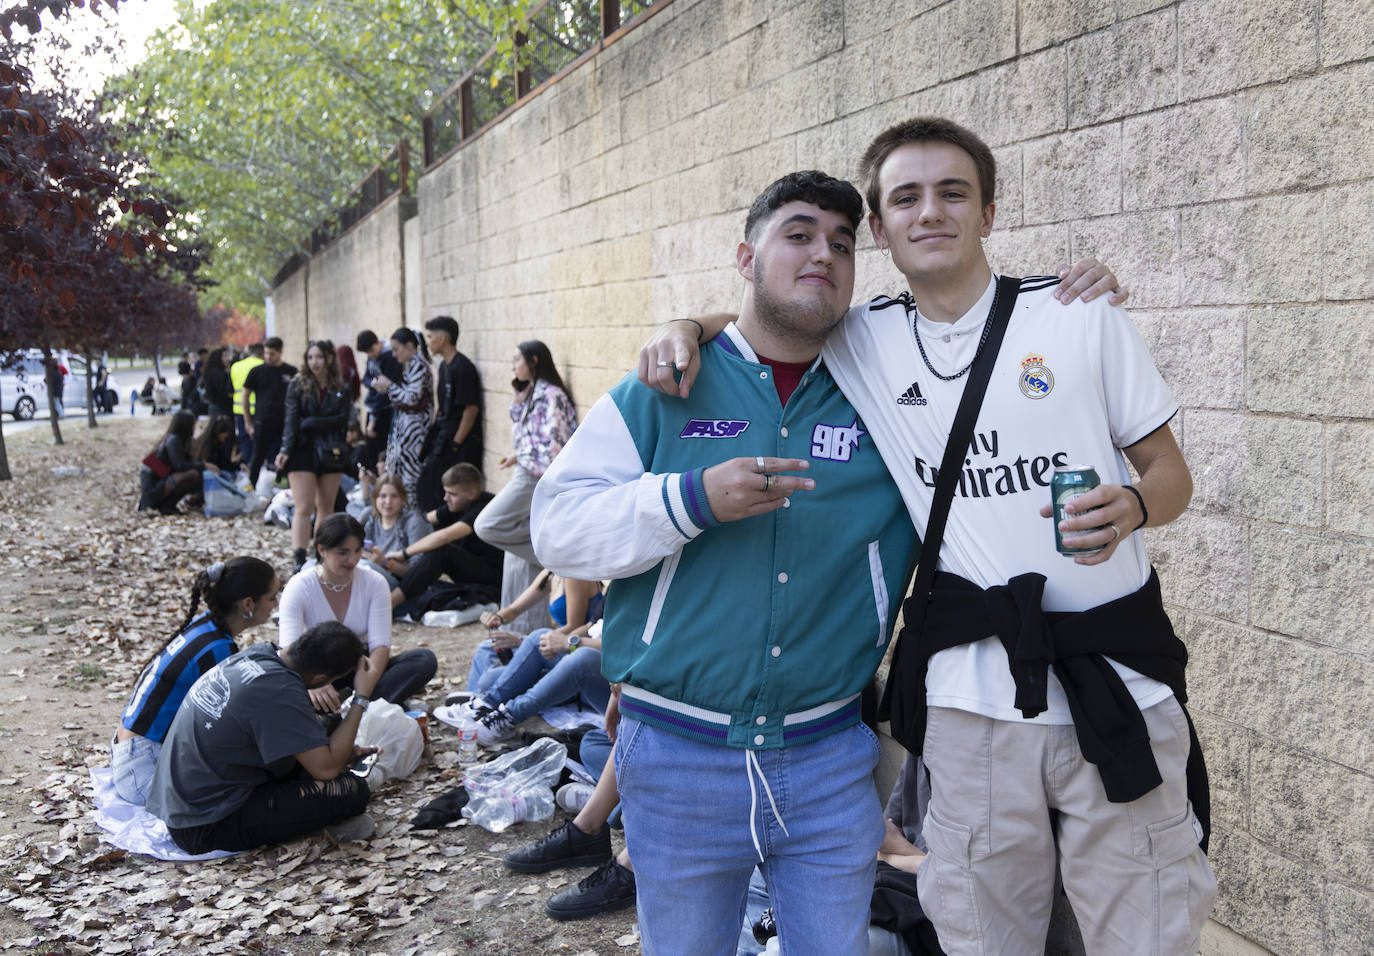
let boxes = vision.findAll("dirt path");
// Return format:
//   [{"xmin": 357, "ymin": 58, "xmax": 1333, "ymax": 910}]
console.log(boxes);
[{"xmin": 0, "ymin": 417, "xmax": 639, "ymax": 955}]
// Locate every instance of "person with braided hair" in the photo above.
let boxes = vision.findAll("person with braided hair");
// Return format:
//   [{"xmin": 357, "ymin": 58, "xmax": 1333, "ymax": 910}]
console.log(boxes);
[{"xmin": 111, "ymin": 557, "xmax": 280, "ymax": 805}]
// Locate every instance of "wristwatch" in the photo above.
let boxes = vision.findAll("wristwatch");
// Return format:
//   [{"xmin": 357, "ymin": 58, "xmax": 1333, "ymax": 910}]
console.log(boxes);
[
  {"xmin": 567, "ymin": 633, "xmax": 581, "ymax": 650},
  {"xmin": 348, "ymin": 692, "xmax": 371, "ymax": 712}
]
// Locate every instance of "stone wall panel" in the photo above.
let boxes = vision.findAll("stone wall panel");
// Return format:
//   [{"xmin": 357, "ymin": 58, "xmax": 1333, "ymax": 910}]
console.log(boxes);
[
  {"xmin": 1251, "ymin": 528, "xmax": 1374, "ymax": 657},
  {"xmin": 1147, "ymin": 511, "xmax": 1248, "ymax": 619},
  {"xmin": 1020, "ymin": 0, "xmax": 1117, "ymax": 55},
  {"xmin": 1249, "ymin": 738, "xmax": 1374, "ymax": 887},
  {"xmin": 939, "ymin": 0, "xmax": 1017, "ymax": 78},
  {"xmin": 1070, "ymin": 210, "xmax": 1180, "ymax": 308},
  {"xmin": 1122, "ymin": 98, "xmax": 1245, "ymax": 211},
  {"xmin": 1066, "ymin": 10, "xmax": 1177, "ymax": 127},
  {"xmin": 1323, "ymin": 181, "xmax": 1374, "ymax": 301},
  {"xmin": 1023, "ymin": 125, "xmax": 1121, "ymax": 222},
  {"xmin": 1206, "ymin": 828, "xmax": 1326, "ymax": 956},
  {"xmin": 1247, "ymin": 304, "xmax": 1374, "ymax": 417},
  {"xmin": 1327, "ymin": 424, "xmax": 1374, "ymax": 539},
  {"xmin": 1178, "ymin": 0, "xmax": 1319, "ymax": 98},
  {"xmin": 1130, "ymin": 308, "xmax": 1245, "ymax": 411}
]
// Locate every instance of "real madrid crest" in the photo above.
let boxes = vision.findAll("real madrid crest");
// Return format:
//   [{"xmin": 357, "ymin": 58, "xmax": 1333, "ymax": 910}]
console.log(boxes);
[{"xmin": 1018, "ymin": 352, "xmax": 1053, "ymax": 399}]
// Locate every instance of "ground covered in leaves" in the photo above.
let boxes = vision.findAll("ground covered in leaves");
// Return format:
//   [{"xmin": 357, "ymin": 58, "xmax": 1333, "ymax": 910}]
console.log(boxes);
[{"xmin": 0, "ymin": 417, "xmax": 639, "ymax": 955}]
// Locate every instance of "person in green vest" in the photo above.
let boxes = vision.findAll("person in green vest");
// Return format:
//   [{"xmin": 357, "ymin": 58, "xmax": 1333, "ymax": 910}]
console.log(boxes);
[{"xmin": 230, "ymin": 343, "xmax": 265, "ymax": 465}]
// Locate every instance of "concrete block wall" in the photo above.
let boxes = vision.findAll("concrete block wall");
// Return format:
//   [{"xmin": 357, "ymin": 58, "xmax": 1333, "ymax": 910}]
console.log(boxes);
[
  {"xmin": 271, "ymin": 194, "xmax": 413, "ymax": 363},
  {"xmin": 271, "ymin": 266, "xmax": 309, "ymax": 363},
  {"xmin": 271, "ymin": 1, "xmax": 1374, "ymax": 950}
]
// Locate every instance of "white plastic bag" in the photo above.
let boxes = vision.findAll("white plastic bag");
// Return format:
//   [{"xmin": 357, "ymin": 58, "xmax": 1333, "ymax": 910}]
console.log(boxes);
[
  {"xmin": 355, "ymin": 700, "xmax": 423, "ymax": 787},
  {"xmin": 263, "ymin": 488, "xmax": 293, "ymax": 527},
  {"xmin": 255, "ymin": 467, "xmax": 279, "ymax": 500}
]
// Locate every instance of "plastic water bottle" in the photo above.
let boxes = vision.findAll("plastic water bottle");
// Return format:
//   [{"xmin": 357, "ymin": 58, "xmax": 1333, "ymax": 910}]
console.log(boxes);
[
  {"xmin": 458, "ymin": 712, "xmax": 480, "ymax": 765},
  {"xmin": 462, "ymin": 786, "xmax": 555, "ymax": 833}
]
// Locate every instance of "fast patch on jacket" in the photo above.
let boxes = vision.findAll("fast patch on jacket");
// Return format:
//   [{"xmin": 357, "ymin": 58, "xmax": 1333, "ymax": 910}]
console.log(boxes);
[{"xmin": 679, "ymin": 419, "xmax": 750, "ymax": 439}]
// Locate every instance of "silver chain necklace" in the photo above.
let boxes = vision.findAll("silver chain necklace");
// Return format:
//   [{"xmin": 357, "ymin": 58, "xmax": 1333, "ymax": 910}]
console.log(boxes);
[
  {"xmin": 316, "ymin": 569, "xmax": 351, "ymax": 593},
  {"xmin": 905, "ymin": 284, "xmax": 1003, "ymax": 382}
]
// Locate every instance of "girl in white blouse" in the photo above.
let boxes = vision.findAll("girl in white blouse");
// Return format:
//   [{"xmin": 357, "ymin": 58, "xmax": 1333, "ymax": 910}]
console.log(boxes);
[{"xmin": 278, "ymin": 513, "xmax": 437, "ymax": 712}]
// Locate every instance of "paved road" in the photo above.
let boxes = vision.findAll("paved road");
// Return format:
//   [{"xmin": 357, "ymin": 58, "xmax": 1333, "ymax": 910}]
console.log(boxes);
[{"xmin": 4, "ymin": 363, "xmax": 160, "ymax": 436}]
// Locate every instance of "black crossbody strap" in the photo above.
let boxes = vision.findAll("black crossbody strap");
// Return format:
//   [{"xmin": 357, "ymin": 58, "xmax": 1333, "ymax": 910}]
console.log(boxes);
[{"xmin": 880, "ymin": 275, "xmax": 1021, "ymax": 724}]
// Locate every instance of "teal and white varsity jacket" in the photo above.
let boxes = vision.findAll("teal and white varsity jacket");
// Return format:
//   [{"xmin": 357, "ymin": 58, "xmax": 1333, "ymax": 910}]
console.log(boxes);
[{"xmin": 531, "ymin": 324, "xmax": 919, "ymax": 750}]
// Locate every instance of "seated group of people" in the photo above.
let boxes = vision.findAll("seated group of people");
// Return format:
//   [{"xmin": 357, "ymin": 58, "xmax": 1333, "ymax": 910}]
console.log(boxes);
[
  {"xmin": 113, "ymin": 509, "xmax": 443, "ymax": 850},
  {"xmin": 113, "ymin": 479, "xmax": 614, "ymax": 854}
]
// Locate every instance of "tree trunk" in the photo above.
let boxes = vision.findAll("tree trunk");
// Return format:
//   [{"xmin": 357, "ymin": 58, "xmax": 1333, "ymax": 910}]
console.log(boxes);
[
  {"xmin": 45, "ymin": 352, "xmax": 64, "ymax": 446},
  {"xmin": 85, "ymin": 351, "xmax": 98, "ymax": 429},
  {"xmin": 47, "ymin": 387, "xmax": 64, "ymax": 445},
  {"xmin": 0, "ymin": 410, "xmax": 11, "ymax": 481}
]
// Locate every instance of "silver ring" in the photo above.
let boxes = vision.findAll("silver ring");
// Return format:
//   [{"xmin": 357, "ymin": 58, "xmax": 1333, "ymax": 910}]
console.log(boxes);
[
  {"xmin": 763, "ymin": 474, "xmax": 774, "ymax": 492},
  {"xmin": 656, "ymin": 360, "xmax": 673, "ymax": 368},
  {"xmin": 756, "ymin": 456, "xmax": 766, "ymax": 474},
  {"xmin": 1108, "ymin": 523, "xmax": 1120, "ymax": 542}
]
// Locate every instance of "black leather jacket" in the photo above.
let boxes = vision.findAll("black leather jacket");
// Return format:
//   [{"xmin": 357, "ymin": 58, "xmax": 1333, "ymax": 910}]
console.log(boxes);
[{"xmin": 280, "ymin": 376, "xmax": 350, "ymax": 459}]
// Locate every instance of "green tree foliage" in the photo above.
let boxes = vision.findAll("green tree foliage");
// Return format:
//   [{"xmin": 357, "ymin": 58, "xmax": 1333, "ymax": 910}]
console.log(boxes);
[{"xmin": 109, "ymin": 0, "xmax": 538, "ymax": 313}]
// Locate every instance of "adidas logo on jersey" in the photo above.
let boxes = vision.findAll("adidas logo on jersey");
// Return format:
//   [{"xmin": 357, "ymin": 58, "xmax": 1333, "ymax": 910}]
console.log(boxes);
[{"xmin": 896, "ymin": 382, "xmax": 927, "ymax": 407}]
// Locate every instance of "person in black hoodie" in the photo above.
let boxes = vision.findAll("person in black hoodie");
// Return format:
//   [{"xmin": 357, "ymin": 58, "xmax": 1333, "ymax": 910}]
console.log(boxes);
[
  {"xmin": 138, "ymin": 410, "xmax": 221, "ymax": 514},
  {"xmin": 199, "ymin": 347, "xmax": 233, "ymax": 418},
  {"xmin": 276, "ymin": 340, "xmax": 351, "ymax": 570}
]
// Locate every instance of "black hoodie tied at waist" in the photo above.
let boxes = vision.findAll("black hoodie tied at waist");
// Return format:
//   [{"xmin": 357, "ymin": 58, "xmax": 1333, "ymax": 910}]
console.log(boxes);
[{"xmin": 888, "ymin": 567, "xmax": 1210, "ymax": 848}]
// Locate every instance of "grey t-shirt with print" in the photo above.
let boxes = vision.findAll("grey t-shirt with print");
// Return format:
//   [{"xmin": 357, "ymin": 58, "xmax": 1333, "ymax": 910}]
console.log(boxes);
[{"xmin": 146, "ymin": 643, "xmax": 328, "ymax": 829}]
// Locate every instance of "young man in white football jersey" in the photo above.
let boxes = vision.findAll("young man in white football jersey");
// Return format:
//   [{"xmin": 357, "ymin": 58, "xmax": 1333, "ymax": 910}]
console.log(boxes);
[{"xmin": 641, "ymin": 118, "xmax": 1215, "ymax": 955}]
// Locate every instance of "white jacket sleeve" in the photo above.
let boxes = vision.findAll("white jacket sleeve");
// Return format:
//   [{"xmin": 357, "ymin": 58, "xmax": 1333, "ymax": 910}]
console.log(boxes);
[{"xmin": 532, "ymin": 393, "xmax": 711, "ymax": 580}]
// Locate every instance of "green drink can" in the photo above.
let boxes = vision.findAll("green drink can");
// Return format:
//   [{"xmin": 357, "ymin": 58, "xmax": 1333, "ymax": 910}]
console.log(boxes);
[{"xmin": 1052, "ymin": 464, "xmax": 1104, "ymax": 556}]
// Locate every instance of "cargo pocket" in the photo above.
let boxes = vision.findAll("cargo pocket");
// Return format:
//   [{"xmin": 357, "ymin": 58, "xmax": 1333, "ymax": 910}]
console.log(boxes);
[
  {"xmin": 918, "ymin": 808, "xmax": 983, "ymax": 953},
  {"xmin": 1147, "ymin": 806, "xmax": 1217, "ymax": 955}
]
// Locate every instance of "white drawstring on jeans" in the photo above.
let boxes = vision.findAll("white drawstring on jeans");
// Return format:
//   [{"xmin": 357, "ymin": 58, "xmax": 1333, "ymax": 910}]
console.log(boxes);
[{"xmin": 746, "ymin": 749, "xmax": 790, "ymax": 862}]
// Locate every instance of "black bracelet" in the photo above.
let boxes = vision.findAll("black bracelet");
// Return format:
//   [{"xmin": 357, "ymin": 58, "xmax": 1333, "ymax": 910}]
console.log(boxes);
[
  {"xmin": 1123, "ymin": 485, "xmax": 1148, "ymax": 532},
  {"xmin": 673, "ymin": 318, "xmax": 706, "ymax": 343}
]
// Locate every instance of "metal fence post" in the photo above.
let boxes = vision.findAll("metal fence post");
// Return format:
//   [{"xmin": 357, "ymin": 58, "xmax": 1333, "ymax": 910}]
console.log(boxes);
[{"xmin": 601, "ymin": 0, "xmax": 620, "ymax": 37}]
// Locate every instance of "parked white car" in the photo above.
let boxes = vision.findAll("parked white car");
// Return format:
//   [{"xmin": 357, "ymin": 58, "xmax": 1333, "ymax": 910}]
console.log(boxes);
[{"xmin": 0, "ymin": 353, "xmax": 122, "ymax": 420}]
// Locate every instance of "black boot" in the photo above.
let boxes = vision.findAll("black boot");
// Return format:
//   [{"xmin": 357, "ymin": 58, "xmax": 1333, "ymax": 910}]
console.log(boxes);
[{"xmin": 293, "ymin": 547, "xmax": 308, "ymax": 572}]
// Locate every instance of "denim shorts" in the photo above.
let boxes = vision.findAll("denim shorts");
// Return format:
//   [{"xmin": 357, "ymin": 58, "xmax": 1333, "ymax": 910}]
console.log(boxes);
[{"xmin": 111, "ymin": 734, "xmax": 161, "ymax": 806}]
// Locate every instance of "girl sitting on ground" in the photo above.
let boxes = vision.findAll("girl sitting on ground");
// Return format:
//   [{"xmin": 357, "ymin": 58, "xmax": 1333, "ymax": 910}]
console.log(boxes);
[
  {"xmin": 359, "ymin": 474, "xmax": 432, "ymax": 589},
  {"xmin": 278, "ymin": 512, "xmax": 437, "ymax": 712},
  {"xmin": 137, "ymin": 410, "xmax": 222, "ymax": 514},
  {"xmin": 193, "ymin": 413, "xmax": 241, "ymax": 474},
  {"xmin": 112, "ymin": 557, "xmax": 280, "ymax": 804}
]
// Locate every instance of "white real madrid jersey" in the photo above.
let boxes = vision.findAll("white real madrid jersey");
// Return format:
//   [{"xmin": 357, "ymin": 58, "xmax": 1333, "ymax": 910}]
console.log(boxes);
[{"xmin": 823, "ymin": 275, "xmax": 1178, "ymax": 723}]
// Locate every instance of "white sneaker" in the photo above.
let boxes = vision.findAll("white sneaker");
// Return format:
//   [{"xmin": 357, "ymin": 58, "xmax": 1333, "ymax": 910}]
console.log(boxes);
[
  {"xmin": 556, "ymin": 782, "xmax": 595, "ymax": 813},
  {"xmin": 475, "ymin": 704, "xmax": 519, "ymax": 748},
  {"xmin": 325, "ymin": 812, "xmax": 375, "ymax": 842}
]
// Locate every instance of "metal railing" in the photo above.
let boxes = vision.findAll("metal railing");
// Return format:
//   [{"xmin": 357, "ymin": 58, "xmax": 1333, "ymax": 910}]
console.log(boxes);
[
  {"xmin": 275, "ymin": 0, "xmax": 664, "ymax": 286},
  {"xmin": 423, "ymin": 0, "xmax": 661, "ymax": 168},
  {"xmin": 308, "ymin": 140, "xmax": 413, "ymax": 254}
]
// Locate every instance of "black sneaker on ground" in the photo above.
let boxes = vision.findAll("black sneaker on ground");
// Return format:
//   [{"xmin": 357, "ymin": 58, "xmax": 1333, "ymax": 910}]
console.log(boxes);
[
  {"xmin": 545, "ymin": 860, "xmax": 637, "ymax": 920},
  {"xmin": 503, "ymin": 819, "xmax": 612, "ymax": 873}
]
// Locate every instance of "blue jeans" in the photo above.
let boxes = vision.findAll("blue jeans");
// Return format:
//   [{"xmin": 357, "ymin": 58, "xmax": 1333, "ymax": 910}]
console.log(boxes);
[
  {"xmin": 615, "ymin": 717, "xmax": 884, "ymax": 956},
  {"xmin": 111, "ymin": 734, "xmax": 161, "ymax": 805},
  {"xmin": 502, "ymin": 647, "xmax": 609, "ymax": 724},
  {"xmin": 234, "ymin": 414, "xmax": 253, "ymax": 464},
  {"xmin": 467, "ymin": 630, "xmax": 555, "ymax": 698}
]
